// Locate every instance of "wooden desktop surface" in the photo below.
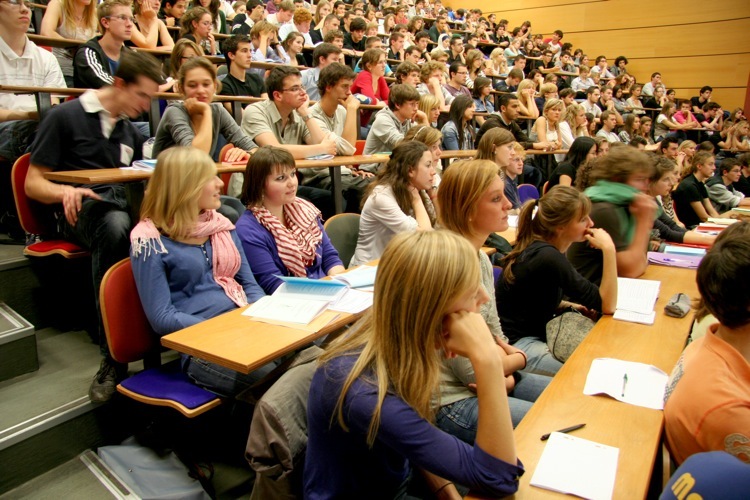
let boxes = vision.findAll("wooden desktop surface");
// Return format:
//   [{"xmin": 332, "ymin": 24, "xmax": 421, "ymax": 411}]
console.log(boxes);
[
  {"xmin": 160, "ymin": 306, "xmax": 359, "ymax": 374},
  {"xmin": 491, "ymin": 264, "xmax": 699, "ymax": 499},
  {"xmin": 43, "ymin": 155, "xmax": 390, "ymax": 184}
]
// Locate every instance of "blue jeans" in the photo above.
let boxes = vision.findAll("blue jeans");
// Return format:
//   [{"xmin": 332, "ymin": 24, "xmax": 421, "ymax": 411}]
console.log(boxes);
[
  {"xmin": 0, "ymin": 120, "xmax": 38, "ymax": 162},
  {"xmin": 513, "ymin": 337, "xmax": 563, "ymax": 376},
  {"xmin": 185, "ymin": 356, "xmax": 276, "ymax": 398},
  {"xmin": 61, "ymin": 187, "xmax": 132, "ymax": 352},
  {"xmin": 436, "ymin": 371, "xmax": 552, "ymax": 443}
]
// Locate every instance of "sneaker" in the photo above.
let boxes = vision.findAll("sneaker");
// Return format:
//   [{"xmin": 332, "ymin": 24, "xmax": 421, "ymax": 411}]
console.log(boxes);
[{"xmin": 89, "ymin": 358, "xmax": 120, "ymax": 403}]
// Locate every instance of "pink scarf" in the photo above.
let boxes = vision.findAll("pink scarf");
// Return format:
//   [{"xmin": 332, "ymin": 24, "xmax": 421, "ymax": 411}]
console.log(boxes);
[
  {"xmin": 251, "ymin": 198, "xmax": 323, "ymax": 277},
  {"xmin": 131, "ymin": 210, "xmax": 247, "ymax": 307}
]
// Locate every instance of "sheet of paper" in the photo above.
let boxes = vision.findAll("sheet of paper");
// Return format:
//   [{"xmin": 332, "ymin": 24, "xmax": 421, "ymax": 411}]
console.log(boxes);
[
  {"xmin": 243, "ymin": 295, "xmax": 330, "ymax": 324},
  {"xmin": 242, "ymin": 307, "xmax": 340, "ymax": 333},
  {"xmin": 583, "ymin": 358, "xmax": 668, "ymax": 410},
  {"xmin": 615, "ymin": 278, "xmax": 660, "ymax": 315},
  {"xmin": 613, "ymin": 309, "xmax": 655, "ymax": 325},
  {"xmin": 663, "ymin": 245, "xmax": 707, "ymax": 256},
  {"xmin": 530, "ymin": 432, "xmax": 619, "ymax": 500},
  {"xmin": 329, "ymin": 288, "xmax": 373, "ymax": 314},
  {"xmin": 332, "ymin": 265, "xmax": 378, "ymax": 288},
  {"xmin": 507, "ymin": 215, "xmax": 519, "ymax": 228}
]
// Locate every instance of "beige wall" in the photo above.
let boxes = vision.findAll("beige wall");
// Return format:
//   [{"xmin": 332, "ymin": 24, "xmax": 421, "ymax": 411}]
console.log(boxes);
[{"xmin": 445, "ymin": 0, "xmax": 750, "ymax": 110}]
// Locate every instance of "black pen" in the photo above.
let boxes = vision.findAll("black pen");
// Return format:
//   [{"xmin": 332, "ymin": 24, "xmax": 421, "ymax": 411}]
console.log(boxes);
[{"xmin": 540, "ymin": 423, "xmax": 586, "ymax": 441}]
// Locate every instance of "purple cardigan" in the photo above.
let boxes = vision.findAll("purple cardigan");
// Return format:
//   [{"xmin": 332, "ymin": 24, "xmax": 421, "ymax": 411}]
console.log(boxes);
[{"xmin": 235, "ymin": 208, "xmax": 343, "ymax": 294}]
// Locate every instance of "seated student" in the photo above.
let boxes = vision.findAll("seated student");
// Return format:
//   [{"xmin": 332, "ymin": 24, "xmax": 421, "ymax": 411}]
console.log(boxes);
[
  {"xmin": 672, "ymin": 151, "xmax": 721, "ymax": 229},
  {"xmin": 548, "ymin": 136, "xmax": 597, "ymax": 190},
  {"xmin": 74, "ymin": 0, "xmax": 134, "ymax": 89},
  {"xmin": 350, "ymin": 142, "xmax": 435, "ymax": 266},
  {"xmin": 700, "ymin": 102, "xmax": 724, "ymax": 132},
  {"xmin": 567, "ymin": 147, "xmax": 657, "ymax": 283},
  {"xmin": 417, "ymin": 61, "xmax": 454, "ymax": 110},
  {"xmin": 706, "ymin": 158, "xmax": 750, "ymax": 213},
  {"xmin": 265, "ymin": 0, "xmax": 293, "ymax": 27},
  {"xmin": 310, "ymin": 13, "xmax": 339, "ymax": 45},
  {"xmin": 662, "ymin": 451, "xmax": 750, "ymax": 499},
  {"xmin": 300, "ymin": 43, "xmax": 343, "ymax": 100},
  {"xmin": 472, "ymin": 76, "xmax": 494, "ymax": 116},
  {"xmin": 618, "ymin": 114, "xmax": 640, "ymax": 144},
  {"xmin": 132, "ymin": 0, "xmax": 174, "ymax": 49},
  {"xmin": 159, "ymin": 0, "xmax": 187, "ymax": 27},
  {"xmin": 130, "ymin": 147, "xmax": 267, "ymax": 397},
  {"xmin": 496, "ymin": 186, "xmax": 617, "ymax": 375},
  {"xmin": 40, "ymin": 0, "xmax": 98, "ymax": 88},
  {"xmin": 246, "ymin": 20, "xmax": 284, "ymax": 73},
  {"xmin": 343, "ymin": 17, "xmax": 367, "ymax": 52},
  {"xmin": 596, "ymin": 110, "xmax": 621, "ymax": 143},
  {"xmin": 559, "ymin": 102, "xmax": 589, "ymax": 152},
  {"xmin": 350, "ymin": 48, "xmax": 390, "ymax": 128},
  {"xmin": 360, "ymin": 84, "xmax": 430, "ymax": 172},
  {"xmin": 308, "ymin": 63, "xmax": 374, "ymax": 209},
  {"xmin": 475, "ymin": 128, "xmax": 517, "ymax": 203},
  {"xmin": 178, "ymin": 7, "xmax": 218, "ymax": 56},
  {"xmin": 305, "ymin": 230, "xmax": 524, "ymax": 499},
  {"xmin": 648, "ymin": 156, "xmax": 716, "ymax": 247},
  {"xmin": 235, "ymin": 146, "xmax": 344, "ymax": 294},
  {"xmin": 663, "ymin": 221, "xmax": 750, "ymax": 465},
  {"xmin": 393, "ymin": 61, "xmax": 421, "ymax": 88},
  {"xmin": 733, "ymin": 153, "xmax": 750, "ymax": 196},
  {"xmin": 25, "ymin": 51, "xmax": 163, "ymax": 402},
  {"xmin": 231, "ymin": 0, "xmax": 265, "ymax": 35},
  {"xmin": 152, "ymin": 57, "xmax": 257, "ymax": 200},
  {"xmin": 654, "ymin": 102, "xmax": 699, "ymax": 142},
  {"xmin": 494, "ymin": 68, "xmax": 522, "ymax": 93},
  {"xmin": 219, "ymin": 35, "xmax": 268, "ymax": 105},
  {"xmin": 352, "ymin": 37, "xmax": 395, "ymax": 77},
  {"xmin": 580, "ymin": 85, "xmax": 602, "ymax": 123},
  {"xmin": 570, "ymin": 65, "xmax": 595, "ymax": 94},
  {"xmin": 278, "ymin": 7, "xmax": 314, "ymax": 47},
  {"xmin": 437, "ymin": 160, "xmax": 552, "ymax": 435},
  {"xmin": 530, "ymin": 99, "xmax": 564, "ymax": 154},
  {"xmin": 441, "ymin": 95, "xmax": 476, "ymax": 151}
]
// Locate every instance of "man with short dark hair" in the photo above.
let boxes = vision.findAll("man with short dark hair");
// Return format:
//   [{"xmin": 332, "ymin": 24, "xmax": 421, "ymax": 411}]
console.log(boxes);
[
  {"xmin": 582, "ymin": 85, "xmax": 602, "ymax": 123},
  {"xmin": 692, "ymin": 86, "xmax": 712, "ymax": 115},
  {"xmin": 596, "ymin": 110, "xmax": 620, "ymax": 143},
  {"xmin": 266, "ymin": 0, "xmax": 294, "ymax": 26},
  {"xmin": 361, "ymin": 84, "xmax": 429, "ymax": 171},
  {"xmin": 428, "ymin": 15, "xmax": 450, "ymax": 43},
  {"xmin": 25, "ymin": 51, "xmax": 163, "ymax": 403},
  {"xmin": 590, "ymin": 55, "xmax": 614, "ymax": 79},
  {"xmin": 447, "ymin": 35, "xmax": 465, "ymax": 64},
  {"xmin": 344, "ymin": 17, "xmax": 366, "ymax": 52},
  {"xmin": 231, "ymin": 0, "xmax": 265, "ymax": 35},
  {"xmin": 301, "ymin": 42, "xmax": 343, "ymax": 100},
  {"xmin": 394, "ymin": 61, "xmax": 420, "ymax": 87},
  {"xmin": 495, "ymin": 68, "xmax": 522, "ymax": 92},
  {"xmin": 443, "ymin": 61, "xmax": 470, "ymax": 98},
  {"xmin": 403, "ymin": 46, "xmax": 422, "ymax": 66},
  {"xmin": 220, "ymin": 35, "xmax": 268, "ymax": 106},
  {"xmin": 642, "ymin": 72, "xmax": 662, "ymax": 97},
  {"xmin": 610, "ymin": 55, "xmax": 628, "ymax": 77},
  {"xmin": 308, "ymin": 63, "xmax": 372, "ymax": 208},
  {"xmin": 538, "ymin": 50, "xmax": 557, "ymax": 74},
  {"xmin": 388, "ymin": 32, "xmax": 405, "ymax": 62},
  {"xmin": 414, "ymin": 31, "xmax": 431, "ymax": 61},
  {"xmin": 542, "ymin": 29, "xmax": 563, "ymax": 55},
  {"xmin": 701, "ymin": 102, "xmax": 724, "ymax": 131},
  {"xmin": 310, "ymin": 13, "xmax": 339, "ymax": 45}
]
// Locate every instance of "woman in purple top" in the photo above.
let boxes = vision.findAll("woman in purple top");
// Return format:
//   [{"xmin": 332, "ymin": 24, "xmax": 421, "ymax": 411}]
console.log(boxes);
[
  {"xmin": 130, "ymin": 147, "xmax": 267, "ymax": 397},
  {"xmin": 235, "ymin": 146, "xmax": 345, "ymax": 294},
  {"xmin": 305, "ymin": 231, "xmax": 523, "ymax": 499}
]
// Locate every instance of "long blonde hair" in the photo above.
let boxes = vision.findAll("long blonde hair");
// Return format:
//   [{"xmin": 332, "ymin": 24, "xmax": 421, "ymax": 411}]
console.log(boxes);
[
  {"xmin": 140, "ymin": 147, "xmax": 217, "ymax": 238},
  {"xmin": 438, "ymin": 160, "xmax": 501, "ymax": 240},
  {"xmin": 60, "ymin": 0, "xmax": 98, "ymax": 36},
  {"xmin": 563, "ymin": 102, "xmax": 587, "ymax": 136},
  {"xmin": 319, "ymin": 231, "xmax": 480, "ymax": 445}
]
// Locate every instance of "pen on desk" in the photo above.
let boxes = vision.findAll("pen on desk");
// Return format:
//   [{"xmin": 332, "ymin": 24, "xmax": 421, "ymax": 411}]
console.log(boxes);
[
  {"xmin": 622, "ymin": 373, "xmax": 628, "ymax": 397},
  {"xmin": 540, "ymin": 423, "xmax": 586, "ymax": 441}
]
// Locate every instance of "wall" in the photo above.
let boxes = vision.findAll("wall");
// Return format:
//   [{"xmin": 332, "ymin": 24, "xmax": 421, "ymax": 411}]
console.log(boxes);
[{"xmin": 445, "ymin": 0, "xmax": 750, "ymax": 110}]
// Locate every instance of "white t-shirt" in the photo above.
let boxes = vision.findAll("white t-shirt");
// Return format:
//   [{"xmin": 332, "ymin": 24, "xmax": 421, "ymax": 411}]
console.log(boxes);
[{"xmin": 0, "ymin": 36, "xmax": 66, "ymax": 112}]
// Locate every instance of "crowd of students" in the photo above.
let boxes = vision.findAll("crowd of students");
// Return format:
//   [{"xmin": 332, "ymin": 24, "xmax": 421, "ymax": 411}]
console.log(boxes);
[{"xmin": 1, "ymin": 0, "xmax": 749, "ymax": 496}]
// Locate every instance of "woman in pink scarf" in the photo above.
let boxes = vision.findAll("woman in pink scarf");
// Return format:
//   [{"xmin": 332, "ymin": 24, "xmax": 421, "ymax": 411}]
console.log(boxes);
[
  {"xmin": 130, "ymin": 147, "xmax": 268, "ymax": 397},
  {"xmin": 235, "ymin": 146, "xmax": 345, "ymax": 294}
]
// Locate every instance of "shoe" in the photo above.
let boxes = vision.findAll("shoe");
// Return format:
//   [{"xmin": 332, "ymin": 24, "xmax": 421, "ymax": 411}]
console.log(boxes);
[{"xmin": 89, "ymin": 358, "xmax": 121, "ymax": 403}]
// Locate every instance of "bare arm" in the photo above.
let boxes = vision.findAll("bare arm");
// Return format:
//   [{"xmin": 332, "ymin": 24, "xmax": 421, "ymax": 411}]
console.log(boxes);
[
  {"xmin": 410, "ymin": 188, "xmax": 433, "ymax": 230},
  {"xmin": 341, "ymin": 95, "xmax": 360, "ymax": 147},
  {"xmin": 253, "ymin": 131, "xmax": 336, "ymax": 159},
  {"xmin": 585, "ymin": 228, "xmax": 618, "ymax": 314},
  {"xmin": 0, "ymin": 109, "xmax": 38, "ymax": 122},
  {"xmin": 39, "ymin": 0, "xmax": 64, "ymax": 38}
]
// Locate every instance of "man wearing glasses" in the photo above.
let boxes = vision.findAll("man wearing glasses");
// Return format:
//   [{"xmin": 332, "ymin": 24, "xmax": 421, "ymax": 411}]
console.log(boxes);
[
  {"xmin": 74, "ymin": 0, "xmax": 134, "ymax": 89},
  {"xmin": 241, "ymin": 66, "xmax": 338, "ymax": 217},
  {"xmin": 443, "ymin": 61, "xmax": 471, "ymax": 99}
]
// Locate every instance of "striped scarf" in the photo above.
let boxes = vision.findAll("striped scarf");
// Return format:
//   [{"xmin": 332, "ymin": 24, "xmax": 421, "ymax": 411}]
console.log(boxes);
[{"xmin": 251, "ymin": 198, "xmax": 323, "ymax": 277}]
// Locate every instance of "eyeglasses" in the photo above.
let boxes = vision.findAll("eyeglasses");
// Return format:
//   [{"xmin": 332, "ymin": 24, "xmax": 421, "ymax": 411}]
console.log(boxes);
[
  {"xmin": 107, "ymin": 14, "xmax": 136, "ymax": 23},
  {"xmin": 282, "ymin": 86, "xmax": 306, "ymax": 94},
  {"xmin": 1, "ymin": 0, "xmax": 28, "ymax": 7},
  {"xmin": 456, "ymin": 71, "xmax": 468, "ymax": 75}
]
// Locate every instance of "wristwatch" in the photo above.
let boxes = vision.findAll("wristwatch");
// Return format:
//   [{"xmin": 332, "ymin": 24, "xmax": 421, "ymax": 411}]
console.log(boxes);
[{"xmin": 299, "ymin": 113, "xmax": 311, "ymax": 122}]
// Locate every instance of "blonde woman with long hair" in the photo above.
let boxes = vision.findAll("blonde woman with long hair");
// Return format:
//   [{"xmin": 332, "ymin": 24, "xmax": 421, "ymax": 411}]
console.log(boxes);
[
  {"xmin": 313, "ymin": 0, "xmax": 331, "ymax": 29},
  {"xmin": 531, "ymin": 99, "xmax": 564, "ymax": 155},
  {"xmin": 487, "ymin": 48, "xmax": 508, "ymax": 77},
  {"xmin": 437, "ymin": 160, "xmax": 552, "ymax": 435},
  {"xmin": 418, "ymin": 94, "xmax": 441, "ymax": 128},
  {"xmin": 515, "ymin": 78, "xmax": 539, "ymax": 119},
  {"xmin": 130, "ymin": 147, "xmax": 267, "ymax": 397},
  {"xmin": 132, "ymin": 0, "xmax": 175, "ymax": 49},
  {"xmin": 305, "ymin": 231, "xmax": 523, "ymax": 498},
  {"xmin": 40, "ymin": 0, "xmax": 98, "ymax": 87}
]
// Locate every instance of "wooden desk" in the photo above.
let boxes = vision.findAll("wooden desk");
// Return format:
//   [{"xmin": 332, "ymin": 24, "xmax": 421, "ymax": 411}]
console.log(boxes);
[
  {"xmin": 504, "ymin": 265, "xmax": 698, "ymax": 499},
  {"xmin": 161, "ymin": 307, "xmax": 359, "ymax": 374},
  {"xmin": 43, "ymin": 155, "xmax": 390, "ymax": 215}
]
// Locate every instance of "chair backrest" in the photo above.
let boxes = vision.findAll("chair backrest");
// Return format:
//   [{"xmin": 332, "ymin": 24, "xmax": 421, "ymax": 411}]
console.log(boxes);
[
  {"xmin": 323, "ymin": 213, "xmax": 360, "ymax": 268},
  {"xmin": 219, "ymin": 143, "xmax": 235, "ymax": 195},
  {"xmin": 354, "ymin": 140, "xmax": 366, "ymax": 155},
  {"xmin": 517, "ymin": 183, "xmax": 540, "ymax": 204},
  {"xmin": 11, "ymin": 153, "xmax": 57, "ymax": 236},
  {"xmin": 100, "ymin": 258, "xmax": 158, "ymax": 364}
]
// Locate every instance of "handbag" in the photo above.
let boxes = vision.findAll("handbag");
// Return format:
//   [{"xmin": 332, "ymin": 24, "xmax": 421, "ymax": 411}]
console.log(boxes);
[{"xmin": 545, "ymin": 309, "xmax": 596, "ymax": 363}]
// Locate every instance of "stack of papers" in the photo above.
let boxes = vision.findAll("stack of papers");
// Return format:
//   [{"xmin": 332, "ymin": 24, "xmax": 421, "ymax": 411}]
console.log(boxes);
[
  {"xmin": 663, "ymin": 245, "xmax": 707, "ymax": 257},
  {"xmin": 613, "ymin": 278, "xmax": 660, "ymax": 325},
  {"xmin": 706, "ymin": 217, "xmax": 738, "ymax": 225},
  {"xmin": 130, "ymin": 159, "xmax": 157, "ymax": 170},
  {"xmin": 530, "ymin": 432, "xmax": 619, "ymax": 500},
  {"xmin": 332, "ymin": 265, "xmax": 377, "ymax": 290},
  {"xmin": 583, "ymin": 358, "xmax": 669, "ymax": 410}
]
